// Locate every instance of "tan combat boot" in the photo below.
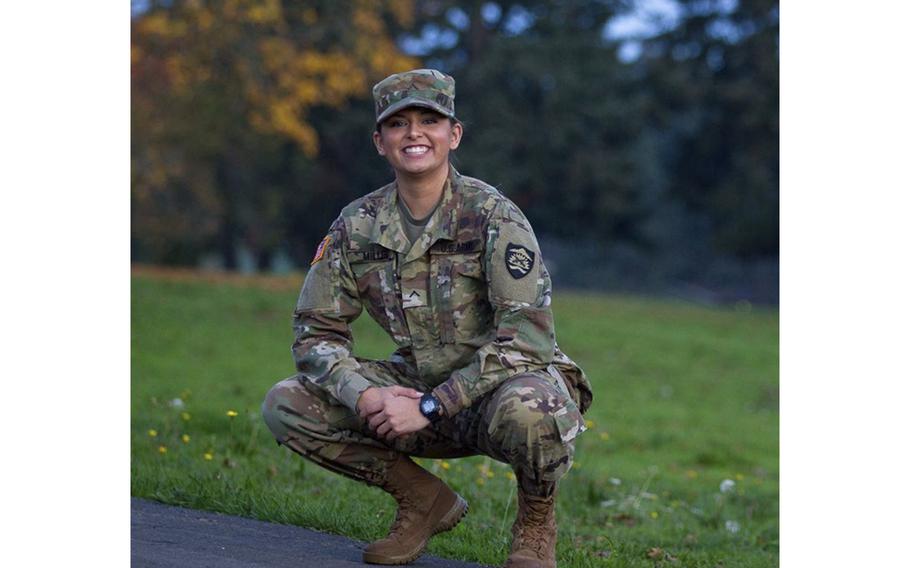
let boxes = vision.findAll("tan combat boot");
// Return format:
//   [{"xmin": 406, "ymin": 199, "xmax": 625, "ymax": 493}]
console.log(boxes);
[
  {"xmin": 505, "ymin": 488, "xmax": 557, "ymax": 568},
  {"xmin": 363, "ymin": 454, "xmax": 468, "ymax": 565}
]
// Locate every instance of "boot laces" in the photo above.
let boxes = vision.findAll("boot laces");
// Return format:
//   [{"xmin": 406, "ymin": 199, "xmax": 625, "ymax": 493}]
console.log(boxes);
[
  {"xmin": 387, "ymin": 488, "xmax": 426, "ymax": 537},
  {"xmin": 515, "ymin": 498, "xmax": 553, "ymax": 556}
]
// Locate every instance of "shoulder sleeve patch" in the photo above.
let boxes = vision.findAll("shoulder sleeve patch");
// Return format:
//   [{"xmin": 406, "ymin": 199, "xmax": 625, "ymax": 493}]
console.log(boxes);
[
  {"xmin": 310, "ymin": 235, "xmax": 332, "ymax": 265},
  {"xmin": 505, "ymin": 243, "xmax": 535, "ymax": 279},
  {"xmin": 297, "ymin": 231, "xmax": 341, "ymax": 313},
  {"xmin": 488, "ymin": 216, "xmax": 541, "ymax": 305}
]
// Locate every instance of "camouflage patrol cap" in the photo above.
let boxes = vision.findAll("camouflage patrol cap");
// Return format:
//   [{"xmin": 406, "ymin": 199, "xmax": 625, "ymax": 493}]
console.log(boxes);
[{"xmin": 372, "ymin": 69, "xmax": 456, "ymax": 125}]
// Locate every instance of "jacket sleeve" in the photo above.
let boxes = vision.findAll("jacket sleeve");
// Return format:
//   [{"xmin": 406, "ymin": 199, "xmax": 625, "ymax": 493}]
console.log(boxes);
[
  {"xmin": 292, "ymin": 217, "xmax": 374, "ymax": 412},
  {"xmin": 431, "ymin": 200, "xmax": 556, "ymax": 417}
]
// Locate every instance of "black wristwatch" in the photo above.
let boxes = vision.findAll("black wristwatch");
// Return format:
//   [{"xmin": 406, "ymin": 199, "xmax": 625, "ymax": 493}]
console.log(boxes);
[{"xmin": 419, "ymin": 393, "xmax": 444, "ymax": 423}]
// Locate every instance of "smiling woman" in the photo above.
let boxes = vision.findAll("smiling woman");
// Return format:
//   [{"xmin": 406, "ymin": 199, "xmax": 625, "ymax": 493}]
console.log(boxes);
[
  {"xmin": 261, "ymin": 68, "xmax": 593, "ymax": 568},
  {"xmin": 372, "ymin": 107, "xmax": 462, "ymax": 215}
]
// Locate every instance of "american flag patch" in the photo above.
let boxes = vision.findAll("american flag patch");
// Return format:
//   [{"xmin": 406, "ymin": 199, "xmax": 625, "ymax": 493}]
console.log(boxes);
[{"xmin": 310, "ymin": 235, "xmax": 331, "ymax": 266}]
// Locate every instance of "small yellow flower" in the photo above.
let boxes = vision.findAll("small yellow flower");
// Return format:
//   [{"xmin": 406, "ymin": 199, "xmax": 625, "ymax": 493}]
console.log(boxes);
[
  {"xmin": 226, "ymin": 410, "xmax": 239, "ymax": 418},
  {"xmin": 181, "ymin": 434, "xmax": 191, "ymax": 444},
  {"xmin": 599, "ymin": 432, "xmax": 610, "ymax": 441},
  {"xmin": 584, "ymin": 419, "xmax": 595, "ymax": 429},
  {"xmin": 573, "ymin": 462, "xmax": 581, "ymax": 469},
  {"xmin": 148, "ymin": 429, "xmax": 158, "ymax": 437},
  {"xmin": 486, "ymin": 470, "xmax": 495, "ymax": 478},
  {"xmin": 181, "ymin": 412, "xmax": 191, "ymax": 421},
  {"xmin": 476, "ymin": 477, "xmax": 486, "ymax": 486},
  {"xmin": 650, "ymin": 511, "xmax": 659, "ymax": 519},
  {"xmin": 736, "ymin": 472, "xmax": 745, "ymax": 481},
  {"xmin": 441, "ymin": 461, "xmax": 451, "ymax": 470},
  {"xmin": 204, "ymin": 452, "xmax": 214, "ymax": 461},
  {"xmin": 158, "ymin": 445, "xmax": 167, "ymax": 454},
  {"xmin": 506, "ymin": 472, "xmax": 516, "ymax": 481},
  {"xmin": 686, "ymin": 470, "xmax": 698, "ymax": 479}
]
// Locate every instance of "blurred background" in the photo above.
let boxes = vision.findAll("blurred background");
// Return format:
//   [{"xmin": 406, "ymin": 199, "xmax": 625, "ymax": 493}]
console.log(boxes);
[{"xmin": 131, "ymin": 0, "xmax": 778, "ymax": 306}]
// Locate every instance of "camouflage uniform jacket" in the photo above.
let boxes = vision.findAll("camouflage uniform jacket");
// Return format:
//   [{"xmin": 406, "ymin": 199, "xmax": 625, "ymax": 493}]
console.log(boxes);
[{"xmin": 293, "ymin": 167, "xmax": 593, "ymax": 418}]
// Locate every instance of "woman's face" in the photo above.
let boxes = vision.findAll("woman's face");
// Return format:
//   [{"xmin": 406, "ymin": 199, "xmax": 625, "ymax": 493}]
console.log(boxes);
[{"xmin": 373, "ymin": 108, "xmax": 462, "ymax": 179}]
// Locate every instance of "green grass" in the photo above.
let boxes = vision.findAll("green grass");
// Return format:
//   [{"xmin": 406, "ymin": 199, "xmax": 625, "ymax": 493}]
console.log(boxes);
[{"xmin": 131, "ymin": 271, "xmax": 778, "ymax": 567}]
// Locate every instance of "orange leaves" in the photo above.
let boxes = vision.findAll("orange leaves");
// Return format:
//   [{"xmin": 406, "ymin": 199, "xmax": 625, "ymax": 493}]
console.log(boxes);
[
  {"xmin": 385, "ymin": 0, "xmax": 415, "ymax": 28},
  {"xmin": 265, "ymin": 101, "xmax": 320, "ymax": 157},
  {"xmin": 301, "ymin": 8, "xmax": 318, "ymax": 26},
  {"xmin": 352, "ymin": 0, "xmax": 387, "ymax": 35},
  {"xmin": 164, "ymin": 55, "xmax": 191, "ymax": 92},
  {"xmin": 194, "ymin": 6, "xmax": 215, "ymax": 31},
  {"xmin": 247, "ymin": 43, "xmax": 364, "ymax": 155},
  {"xmin": 245, "ymin": 0, "xmax": 283, "ymax": 25},
  {"xmin": 135, "ymin": 12, "xmax": 185, "ymax": 38},
  {"xmin": 132, "ymin": 1, "xmax": 420, "ymax": 156}
]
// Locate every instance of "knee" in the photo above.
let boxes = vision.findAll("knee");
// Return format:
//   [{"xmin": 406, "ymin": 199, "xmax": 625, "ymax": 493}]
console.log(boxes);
[
  {"xmin": 261, "ymin": 377, "xmax": 304, "ymax": 442},
  {"xmin": 495, "ymin": 402, "xmax": 561, "ymax": 450},
  {"xmin": 488, "ymin": 377, "xmax": 564, "ymax": 448}
]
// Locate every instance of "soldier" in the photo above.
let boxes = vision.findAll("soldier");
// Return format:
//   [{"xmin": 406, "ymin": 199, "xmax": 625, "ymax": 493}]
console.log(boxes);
[{"xmin": 262, "ymin": 69, "xmax": 593, "ymax": 568}]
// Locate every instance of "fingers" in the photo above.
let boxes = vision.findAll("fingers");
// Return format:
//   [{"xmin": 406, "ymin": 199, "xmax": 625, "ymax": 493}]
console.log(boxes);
[
  {"xmin": 365, "ymin": 393, "xmax": 425, "ymax": 442},
  {"xmin": 374, "ymin": 417, "xmax": 398, "ymax": 441},
  {"xmin": 390, "ymin": 386, "xmax": 423, "ymax": 399},
  {"xmin": 370, "ymin": 412, "xmax": 407, "ymax": 440},
  {"xmin": 368, "ymin": 412, "xmax": 386, "ymax": 431},
  {"xmin": 358, "ymin": 403, "xmax": 377, "ymax": 419}
]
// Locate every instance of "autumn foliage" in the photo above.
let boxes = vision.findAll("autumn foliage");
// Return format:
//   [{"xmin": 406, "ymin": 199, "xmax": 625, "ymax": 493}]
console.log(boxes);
[{"xmin": 132, "ymin": 0, "xmax": 418, "ymax": 265}]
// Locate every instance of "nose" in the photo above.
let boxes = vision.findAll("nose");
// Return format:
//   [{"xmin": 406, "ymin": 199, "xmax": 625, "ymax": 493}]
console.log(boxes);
[{"xmin": 406, "ymin": 121, "xmax": 422, "ymax": 138}]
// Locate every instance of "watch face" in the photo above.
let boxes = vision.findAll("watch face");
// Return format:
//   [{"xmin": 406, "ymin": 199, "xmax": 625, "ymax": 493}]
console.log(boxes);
[{"xmin": 421, "ymin": 398, "xmax": 436, "ymax": 414}]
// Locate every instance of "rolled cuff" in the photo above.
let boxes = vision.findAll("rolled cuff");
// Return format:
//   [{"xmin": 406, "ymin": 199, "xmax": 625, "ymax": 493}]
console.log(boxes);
[
  {"xmin": 335, "ymin": 370, "xmax": 374, "ymax": 412},
  {"xmin": 432, "ymin": 372, "xmax": 473, "ymax": 418}
]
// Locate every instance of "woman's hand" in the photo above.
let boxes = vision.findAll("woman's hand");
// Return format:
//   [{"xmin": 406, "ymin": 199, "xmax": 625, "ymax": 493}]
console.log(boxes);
[{"xmin": 357, "ymin": 386, "xmax": 429, "ymax": 442}]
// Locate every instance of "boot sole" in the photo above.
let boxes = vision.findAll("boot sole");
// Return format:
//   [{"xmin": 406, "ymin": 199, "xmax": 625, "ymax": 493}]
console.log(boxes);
[{"xmin": 362, "ymin": 494, "xmax": 468, "ymax": 565}]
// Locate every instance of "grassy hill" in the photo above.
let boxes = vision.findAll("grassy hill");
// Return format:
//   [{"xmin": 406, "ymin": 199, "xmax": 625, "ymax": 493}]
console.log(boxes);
[{"xmin": 131, "ymin": 268, "xmax": 778, "ymax": 567}]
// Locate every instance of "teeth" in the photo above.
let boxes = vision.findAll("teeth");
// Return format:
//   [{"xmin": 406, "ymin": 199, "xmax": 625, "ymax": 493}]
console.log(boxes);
[{"xmin": 404, "ymin": 146, "xmax": 429, "ymax": 154}]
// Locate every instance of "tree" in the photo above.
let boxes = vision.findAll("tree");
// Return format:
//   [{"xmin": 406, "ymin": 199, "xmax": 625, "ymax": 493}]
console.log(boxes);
[
  {"xmin": 635, "ymin": 0, "xmax": 779, "ymax": 259},
  {"xmin": 132, "ymin": 0, "xmax": 419, "ymax": 267}
]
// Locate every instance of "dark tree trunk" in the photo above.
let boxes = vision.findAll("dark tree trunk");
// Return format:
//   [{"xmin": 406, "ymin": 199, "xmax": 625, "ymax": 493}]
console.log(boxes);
[{"xmin": 215, "ymin": 154, "xmax": 239, "ymax": 270}]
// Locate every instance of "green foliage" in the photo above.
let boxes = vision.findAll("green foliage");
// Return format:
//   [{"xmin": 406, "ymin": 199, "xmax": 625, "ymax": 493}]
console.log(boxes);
[
  {"xmin": 131, "ymin": 0, "xmax": 419, "ymax": 268},
  {"xmin": 131, "ymin": 1, "xmax": 780, "ymax": 301},
  {"xmin": 132, "ymin": 273, "xmax": 778, "ymax": 566},
  {"xmin": 637, "ymin": 0, "xmax": 780, "ymax": 258}
]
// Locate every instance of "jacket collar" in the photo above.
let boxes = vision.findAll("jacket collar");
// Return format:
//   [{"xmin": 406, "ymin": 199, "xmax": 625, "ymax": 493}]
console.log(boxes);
[{"xmin": 370, "ymin": 166, "xmax": 463, "ymax": 262}]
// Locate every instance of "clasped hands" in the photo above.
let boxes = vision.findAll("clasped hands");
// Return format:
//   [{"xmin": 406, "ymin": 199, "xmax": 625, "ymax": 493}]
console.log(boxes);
[{"xmin": 356, "ymin": 386, "xmax": 430, "ymax": 442}]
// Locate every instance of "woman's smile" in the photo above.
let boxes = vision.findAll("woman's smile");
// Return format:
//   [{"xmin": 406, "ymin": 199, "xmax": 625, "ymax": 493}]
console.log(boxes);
[
  {"xmin": 402, "ymin": 144, "xmax": 431, "ymax": 156},
  {"xmin": 373, "ymin": 108, "xmax": 462, "ymax": 179}
]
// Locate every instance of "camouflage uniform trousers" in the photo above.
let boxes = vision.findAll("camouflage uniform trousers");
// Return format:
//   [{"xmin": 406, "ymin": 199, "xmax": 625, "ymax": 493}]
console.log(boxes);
[{"xmin": 262, "ymin": 359, "xmax": 583, "ymax": 497}]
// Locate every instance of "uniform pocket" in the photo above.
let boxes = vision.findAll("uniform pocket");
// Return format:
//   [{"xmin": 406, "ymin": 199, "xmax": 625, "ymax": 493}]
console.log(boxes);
[
  {"xmin": 350, "ymin": 260, "xmax": 390, "ymax": 293},
  {"xmin": 430, "ymin": 250, "xmax": 490, "ymax": 343},
  {"xmin": 552, "ymin": 399, "xmax": 586, "ymax": 444},
  {"xmin": 550, "ymin": 355, "xmax": 593, "ymax": 415},
  {"xmin": 349, "ymin": 257, "xmax": 409, "ymax": 345}
]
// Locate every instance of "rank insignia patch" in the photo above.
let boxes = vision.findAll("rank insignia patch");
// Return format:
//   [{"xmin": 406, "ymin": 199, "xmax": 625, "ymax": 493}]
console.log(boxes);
[
  {"xmin": 310, "ymin": 235, "xmax": 331, "ymax": 266},
  {"xmin": 505, "ymin": 243, "xmax": 535, "ymax": 279}
]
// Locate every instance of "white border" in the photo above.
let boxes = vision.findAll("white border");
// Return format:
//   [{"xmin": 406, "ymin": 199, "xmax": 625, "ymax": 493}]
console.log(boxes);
[
  {"xmin": 1, "ymin": 3, "xmax": 129, "ymax": 565},
  {"xmin": 782, "ymin": 1, "xmax": 910, "ymax": 566}
]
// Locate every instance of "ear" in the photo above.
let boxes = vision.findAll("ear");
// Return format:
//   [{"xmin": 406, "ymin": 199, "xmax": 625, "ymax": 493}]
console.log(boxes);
[
  {"xmin": 372, "ymin": 130, "xmax": 386, "ymax": 156},
  {"xmin": 448, "ymin": 121, "xmax": 463, "ymax": 151}
]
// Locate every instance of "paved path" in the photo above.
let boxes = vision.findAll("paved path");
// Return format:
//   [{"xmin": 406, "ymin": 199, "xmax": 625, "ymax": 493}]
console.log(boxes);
[{"xmin": 131, "ymin": 498, "xmax": 489, "ymax": 568}]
